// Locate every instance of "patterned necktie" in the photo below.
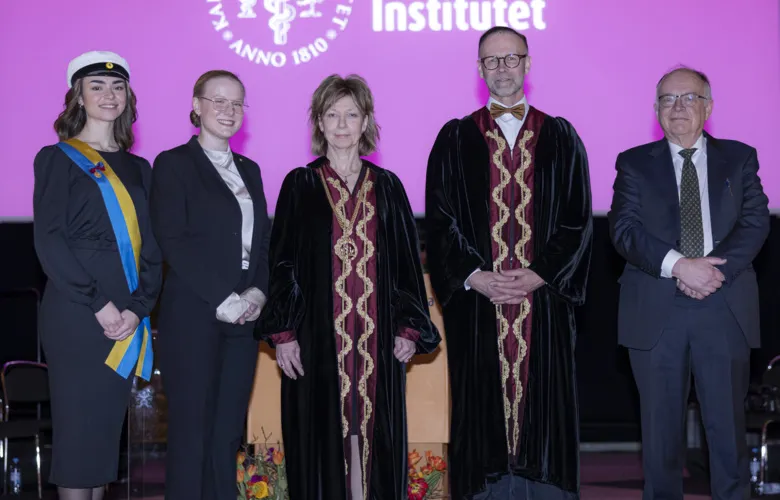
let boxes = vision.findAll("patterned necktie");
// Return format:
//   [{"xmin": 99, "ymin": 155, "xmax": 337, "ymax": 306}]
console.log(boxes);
[
  {"xmin": 489, "ymin": 102, "xmax": 525, "ymax": 120},
  {"xmin": 678, "ymin": 148, "xmax": 704, "ymax": 258}
]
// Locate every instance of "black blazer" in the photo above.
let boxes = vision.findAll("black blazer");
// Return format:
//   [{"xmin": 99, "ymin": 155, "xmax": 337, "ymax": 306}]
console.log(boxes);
[
  {"xmin": 608, "ymin": 132, "xmax": 770, "ymax": 350},
  {"xmin": 149, "ymin": 136, "xmax": 271, "ymax": 310}
]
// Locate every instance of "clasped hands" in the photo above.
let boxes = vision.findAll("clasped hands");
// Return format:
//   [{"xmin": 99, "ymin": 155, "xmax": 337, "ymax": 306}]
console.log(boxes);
[
  {"xmin": 672, "ymin": 257, "xmax": 727, "ymax": 300},
  {"xmin": 216, "ymin": 288, "xmax": 266, "ymax": 325},
  {"xmin": 466, "ymin": 269, "xmax": 545, "ymax": 304},
  {"xmin": 95, "ymin": 301, "xmax": 139, "ymax": 341},
  {"xmin": 235, "ymin": 300, "xmax": 259, "ymax": 325},
  {"xmin": 234, "ymin": 288, "xmax": 266, "ymax": 324}
]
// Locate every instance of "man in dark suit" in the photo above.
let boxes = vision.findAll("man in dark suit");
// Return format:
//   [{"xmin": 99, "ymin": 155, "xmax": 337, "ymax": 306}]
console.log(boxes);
[{"xmin": 608, "ymin": 66, "xmax": 770, "ymax": 500}]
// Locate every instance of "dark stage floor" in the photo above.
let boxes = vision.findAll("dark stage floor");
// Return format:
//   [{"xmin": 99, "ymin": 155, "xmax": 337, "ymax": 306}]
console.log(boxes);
[{"xmin": 2, "ymin": 450, "xmax": 723, "ymax": 499}]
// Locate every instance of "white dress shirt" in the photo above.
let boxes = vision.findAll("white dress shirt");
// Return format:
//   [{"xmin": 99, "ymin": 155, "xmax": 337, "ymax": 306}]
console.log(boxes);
[
  {"xmin": 487, "ymin": 96, "xmax": 528, "ymax": 154},
  {"xmin": 202, "ymin": 146, "xmax": 266, "ymax": 322},
  {"xmin": 660, "ymin": 134, "xmax": 714, "ymax": 278},
  {"xmin": 465, "ymin": 97, "xmax": 529, "ymax": 290},
  {"xmin": 203, "ymin": 147, "xmax": 254, "ymax": 269}
]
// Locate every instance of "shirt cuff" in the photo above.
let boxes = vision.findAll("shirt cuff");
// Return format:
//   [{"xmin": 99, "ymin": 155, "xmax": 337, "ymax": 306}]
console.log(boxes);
[
  {"xmin": 396, "ymin": 327, "xmax": 420, "ymax": 344},
  {"xmin": 269, "ymin": 331, "xmax": 296, "ymax": 345},
  {"xmin": 215, "ymin": 292, "xmax": 247, "ymax": 323},
  {"xmin": 240, "ymin": 287, "xmax": 267, "ymax": 321},
  {"xmin": 661, "ymin": 249, "xmax": 685, "ymax": 279},
  {"xmin": 464, "ymin": 268, "xmax": 481, "ymax": 291}
]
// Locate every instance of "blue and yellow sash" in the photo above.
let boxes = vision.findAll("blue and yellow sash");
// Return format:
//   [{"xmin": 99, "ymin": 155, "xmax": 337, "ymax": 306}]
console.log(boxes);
[{"xmin": 56, "ymin": 138, "xmax": 154, "ymax": 381}]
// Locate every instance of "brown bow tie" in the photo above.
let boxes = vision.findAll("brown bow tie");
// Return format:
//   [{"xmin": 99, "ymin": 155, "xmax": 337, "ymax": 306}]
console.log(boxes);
[{"xmin": 490, "ymin": 102, "xmax": 526, "ymax": 121}]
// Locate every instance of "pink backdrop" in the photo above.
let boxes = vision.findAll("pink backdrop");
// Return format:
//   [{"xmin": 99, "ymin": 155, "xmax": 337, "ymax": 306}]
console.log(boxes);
[{"xmin": 2, "ymin": 0, "xmax": 778, "ymax": 217}]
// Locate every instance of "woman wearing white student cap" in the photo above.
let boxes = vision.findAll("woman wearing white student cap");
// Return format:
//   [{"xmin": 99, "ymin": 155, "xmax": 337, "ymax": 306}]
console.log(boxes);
[{"xmin": 33, "ymin": 50, "xmax": 162, "ymax": 500}]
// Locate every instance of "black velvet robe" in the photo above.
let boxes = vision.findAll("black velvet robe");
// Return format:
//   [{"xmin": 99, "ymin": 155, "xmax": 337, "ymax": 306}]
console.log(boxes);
[
  {"xmin": 256, "ymin": 157, "xmax": 440, "ymax": 500},
  {"xmin": 425, "ymin": 109, "xmax": 593, "ymax": 499}
]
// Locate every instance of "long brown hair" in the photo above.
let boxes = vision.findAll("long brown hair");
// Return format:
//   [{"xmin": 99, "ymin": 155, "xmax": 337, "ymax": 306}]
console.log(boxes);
[{"xmin": 53, "ymin": 78, "xmax": 138, "ymax": 151}]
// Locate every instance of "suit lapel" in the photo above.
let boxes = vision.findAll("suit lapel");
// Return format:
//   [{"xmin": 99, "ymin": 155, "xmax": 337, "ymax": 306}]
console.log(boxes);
[
  {"xmin": 649, "ymin": 140, "xmax": 681, "ymax": 239},
  {"xmin": 186, "ymin": 136, "xmax": 240, "ymax": 206},
  {"xmin": 705, "ymin": 132, "xmax": 728, "ymax": 242}
]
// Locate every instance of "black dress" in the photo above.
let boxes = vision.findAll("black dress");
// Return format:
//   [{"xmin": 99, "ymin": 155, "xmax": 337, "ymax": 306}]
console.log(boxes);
[{"xmin": 33, "ymin": 145, "xmax": 162, "ymax": 488}]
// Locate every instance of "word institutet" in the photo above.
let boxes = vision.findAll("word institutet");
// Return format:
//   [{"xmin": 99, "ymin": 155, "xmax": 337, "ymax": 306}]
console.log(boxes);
[{"xmin": 372, "ymin": 0, "xmax": 547, "ymax": 31}]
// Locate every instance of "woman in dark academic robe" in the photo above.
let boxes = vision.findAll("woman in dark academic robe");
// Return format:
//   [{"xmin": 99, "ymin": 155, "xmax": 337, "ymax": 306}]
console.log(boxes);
[
  {"xmin": 256, "ymin": 74, "xmax": 440, "ymax": 500},
  {"xmin": 150, "ymin": 70, "xmax": 271, "ymax": 500},
  {"xmin": 33, "ymin": 51, "xmax": 162, "ymax": 500}
]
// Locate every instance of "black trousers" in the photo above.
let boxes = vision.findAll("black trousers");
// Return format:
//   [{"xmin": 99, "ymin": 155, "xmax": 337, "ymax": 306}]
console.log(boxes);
[
  {"xmin": 470, "ymin": 474, "xmax": 579, "ymax": 500},
  {"xmin": 157, "ymin": 275, "xmax": 258, "ymax": 500},
  {"xmin": 628, "ymin": 292, "xmax": 751, "ymax": 500}
]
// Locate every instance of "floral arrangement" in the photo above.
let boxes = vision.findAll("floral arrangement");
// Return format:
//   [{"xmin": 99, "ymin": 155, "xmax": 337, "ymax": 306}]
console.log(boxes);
[
  {"xmin": 408, "ymin": 449, "xmax": 448, "ymax": 499},
  {"xmin": 238, "ymin": 436, "xmax": 446, "ymax": 499},
  {"xmin": 237, "ymin": 430, "xmax": 289, "ymax": 500}
]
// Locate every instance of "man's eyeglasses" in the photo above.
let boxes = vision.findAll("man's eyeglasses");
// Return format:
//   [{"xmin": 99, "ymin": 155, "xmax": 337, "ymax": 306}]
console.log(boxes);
[
  {"xmin": 657, "ymin": 93, "xmax": 708, "ymax": 109},
  {"xmin": 480, "ymin": 54, "xmax": 527, "ymax": 70},
  {"xmin": 198, "ymin": 96, "xmax": 248, "ymax": 113}
]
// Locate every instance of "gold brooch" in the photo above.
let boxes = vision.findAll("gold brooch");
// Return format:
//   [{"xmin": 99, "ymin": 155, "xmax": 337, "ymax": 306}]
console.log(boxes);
[{"xmin": 106, "ymin": 62, "xmax": 114, "ymax": 69}]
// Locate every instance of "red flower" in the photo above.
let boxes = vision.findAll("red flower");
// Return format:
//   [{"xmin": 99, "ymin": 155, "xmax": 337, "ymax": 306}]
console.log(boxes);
[
  {"xmin": 408, "ymin": 450, "xmax": 422, "ymax": 468},
  {"xmin": 408, "ymin": 477, "xmax": 429, "ymax": 500},
  {"xmin": 425, "ymin": 451, "xmax": 447, "ymax": 472}
]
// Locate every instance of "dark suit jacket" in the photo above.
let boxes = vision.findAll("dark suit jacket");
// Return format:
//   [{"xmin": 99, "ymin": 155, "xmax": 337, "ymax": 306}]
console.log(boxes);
[
  {"xmin": 608, "ymin": 132, "xmax": 769, "ymax": 350},
  {"xmin": 149, "ymin": 136, "xmax": 271, "ymax": 311}
]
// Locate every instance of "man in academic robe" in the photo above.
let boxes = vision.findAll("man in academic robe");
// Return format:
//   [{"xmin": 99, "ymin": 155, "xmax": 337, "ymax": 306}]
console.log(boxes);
[{"xmin": 425, "ymin": 27, "xmax": 593, "ymax": 499}]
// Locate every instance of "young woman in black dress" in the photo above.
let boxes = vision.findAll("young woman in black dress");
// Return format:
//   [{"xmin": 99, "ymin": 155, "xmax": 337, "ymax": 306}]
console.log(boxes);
[{"xmin": 32, "ymin": 51, "xmax": 162, "ymax": 500}]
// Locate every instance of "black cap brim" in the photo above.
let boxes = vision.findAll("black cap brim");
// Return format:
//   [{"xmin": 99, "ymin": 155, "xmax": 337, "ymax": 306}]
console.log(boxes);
[{"xmin": 70, "ymin": 62, "xmax": 129, "ymax": 87}]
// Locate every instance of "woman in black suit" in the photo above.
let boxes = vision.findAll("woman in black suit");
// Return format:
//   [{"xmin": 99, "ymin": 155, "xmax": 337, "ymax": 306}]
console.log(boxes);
[
  {"xmin": 149, "ymin": 70, "xmax": 271, "ymax": 500},
  {"xmin": 33, "ymin": 51, "xmax": 162, "ymax": 500}
]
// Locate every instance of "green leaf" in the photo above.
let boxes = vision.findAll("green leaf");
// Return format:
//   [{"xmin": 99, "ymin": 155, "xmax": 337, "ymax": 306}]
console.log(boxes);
[{"xmin": 426, "ymin": 474, "xmax": 441, "ymax": 493}]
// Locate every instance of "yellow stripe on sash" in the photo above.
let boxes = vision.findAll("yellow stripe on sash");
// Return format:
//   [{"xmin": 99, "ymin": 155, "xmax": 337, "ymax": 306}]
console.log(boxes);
[
  {"xmin": 67, "ymin": 139, "xmax": 142, "ymax": 268},
  {"xmin": 65, "ymin": 139, "xmax": 150, "ymax": 379}
]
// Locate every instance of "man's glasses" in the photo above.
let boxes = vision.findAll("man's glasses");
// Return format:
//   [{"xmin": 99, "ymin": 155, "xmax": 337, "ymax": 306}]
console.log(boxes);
[
  {"xmin": 480, "ymin": 54, "xmax": 527, "ymax": 70},
  {"xmin": 657, "ymin": 93, "xmax": 708, "ymax": 109}
]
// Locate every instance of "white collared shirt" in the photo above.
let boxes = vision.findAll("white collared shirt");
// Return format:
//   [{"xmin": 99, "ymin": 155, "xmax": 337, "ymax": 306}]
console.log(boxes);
[
  {"xmin": 660, "ymin": 134, "xmax": 714, "ymax": 278},
  {"xmin": 202, "ymin": 147, "xmax": 254, "ymax": 270},
  {"xmin": 202, "ymin": 146, "xmax": 266, "ymax": 322},
  {"xmin": 487, "ymin": 96, "xmax": 528, "ymax": 152}
]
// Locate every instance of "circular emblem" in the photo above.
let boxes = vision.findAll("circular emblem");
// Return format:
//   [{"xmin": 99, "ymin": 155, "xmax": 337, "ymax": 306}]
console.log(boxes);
[
  {"xmin": 105, "ymin": 62, "xmax": 114, "ymax": 69},
  {"xmin": 206, "ymin": 0, "xmax": 354, "ymax": 69}
]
